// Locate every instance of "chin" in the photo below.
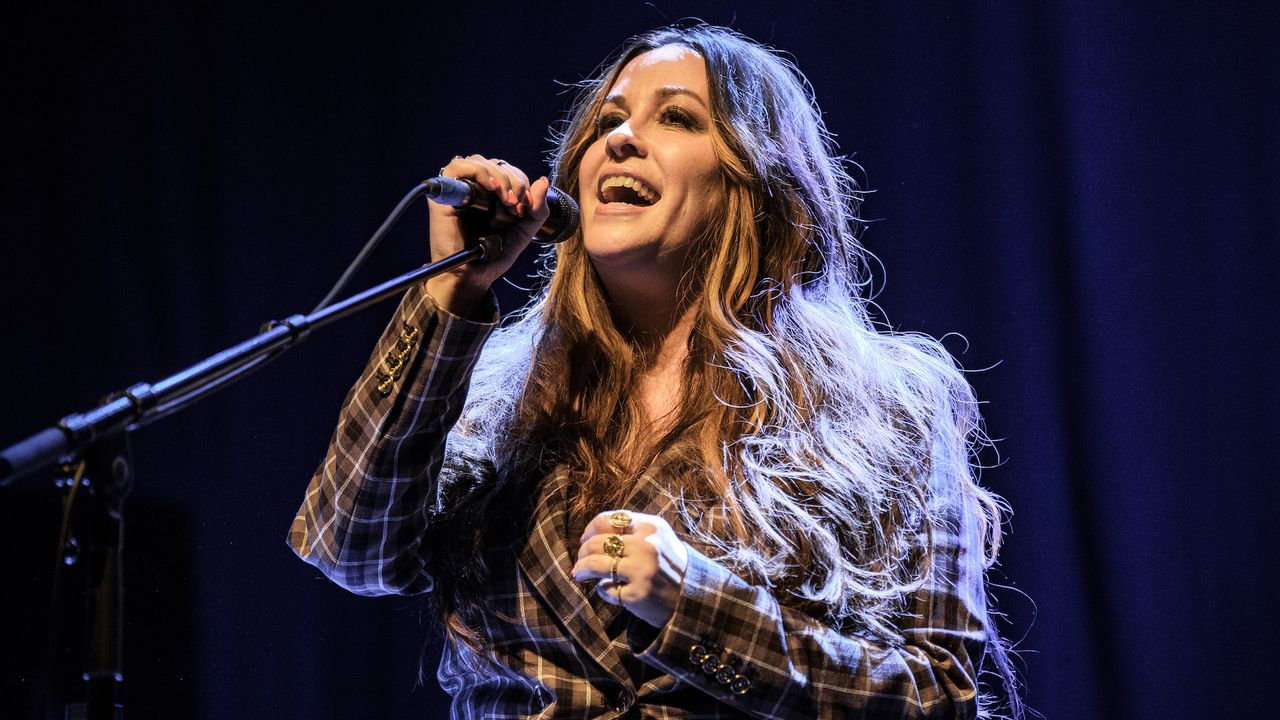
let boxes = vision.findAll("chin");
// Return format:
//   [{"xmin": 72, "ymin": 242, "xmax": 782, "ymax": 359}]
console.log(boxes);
[
  {"xmin": 583, "ymin": 242, "xmax": 652, "ymax": 272},
  {"xmin": 584, "ymin": 225, "xmax": 651, "ymax": 259}
]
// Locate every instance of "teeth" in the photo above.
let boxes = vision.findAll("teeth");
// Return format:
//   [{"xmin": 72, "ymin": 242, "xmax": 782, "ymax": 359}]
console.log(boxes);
[{"xmin": 599, "ymin": 175, "xmax": 658, "ymax": 204}]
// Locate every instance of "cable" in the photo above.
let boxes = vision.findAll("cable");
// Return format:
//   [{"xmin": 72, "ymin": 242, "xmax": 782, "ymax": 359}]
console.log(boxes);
[
  {"xmin": 138, "ymin": 182, "xmax": 436, "ymax": 429},
  {"xmin": 311, "ymin": 182, "xmax": 430, "ymax": 314}
]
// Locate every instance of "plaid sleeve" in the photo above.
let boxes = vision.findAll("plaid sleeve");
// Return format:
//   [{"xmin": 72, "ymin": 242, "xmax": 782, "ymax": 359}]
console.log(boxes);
[
  {"xmin": 288, "ymin": 283, "xmax": 498, "ymax": 596},
  {"xmin": 631, "ymin": 497, "xmax": 989, "ymax": 719}
]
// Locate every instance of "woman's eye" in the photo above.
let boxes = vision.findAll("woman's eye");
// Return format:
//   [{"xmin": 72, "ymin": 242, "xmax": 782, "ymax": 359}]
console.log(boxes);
[
  {"xmin": 660, "ymin": 107, "xmax": 700, "ymax": 129},
  {"xmin": 595, "ymin": 113, "xmax": 626, "ymax": 133}
]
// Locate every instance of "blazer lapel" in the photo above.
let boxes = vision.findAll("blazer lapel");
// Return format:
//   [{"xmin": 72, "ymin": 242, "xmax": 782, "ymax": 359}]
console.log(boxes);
[
  {"xmin": 516, "ymin": 469, "xmax": 630, "ymax": 684},
  {"xmin": 620, "ymin": 471, "xmax": 676, "ymax": 518}
]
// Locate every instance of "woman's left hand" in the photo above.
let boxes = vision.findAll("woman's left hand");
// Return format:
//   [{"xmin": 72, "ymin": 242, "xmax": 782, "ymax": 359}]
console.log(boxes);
[{"xmin": 573, "ymin": 510, "xmax": 690, "ymax": 629}]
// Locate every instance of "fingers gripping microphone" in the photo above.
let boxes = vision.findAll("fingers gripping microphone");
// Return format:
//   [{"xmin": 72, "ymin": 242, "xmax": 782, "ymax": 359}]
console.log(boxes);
[{"xmin": 424, "ymin": 176, "xmax": 579, "ymax": 244}]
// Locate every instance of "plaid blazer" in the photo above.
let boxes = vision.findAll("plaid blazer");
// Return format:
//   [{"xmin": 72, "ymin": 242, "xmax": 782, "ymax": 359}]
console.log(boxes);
[{"xmin": 290, "ymin": 284, "xmax": 991, "ymax": 719}]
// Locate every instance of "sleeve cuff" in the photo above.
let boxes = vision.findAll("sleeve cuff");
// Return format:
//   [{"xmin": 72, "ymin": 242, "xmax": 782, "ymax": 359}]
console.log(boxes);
[
  {"xmin": 367, "ymin": 284, "xmax": 499, "ymax": 399},
  {"xmin": 629, "ymin": 546, "xmax": 761, "ymax": 698}
]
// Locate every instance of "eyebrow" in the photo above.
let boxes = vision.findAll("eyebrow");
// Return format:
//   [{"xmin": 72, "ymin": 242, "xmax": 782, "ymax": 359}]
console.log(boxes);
[{"xmin": 602, "ymin": 86, "xmax": 709, "ymax": 111}]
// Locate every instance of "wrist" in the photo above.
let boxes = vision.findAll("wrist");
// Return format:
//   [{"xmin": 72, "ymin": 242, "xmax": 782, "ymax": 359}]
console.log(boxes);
[{"xmin": 426, "ymin": 275, "xmax": 490, "ymax": 321}]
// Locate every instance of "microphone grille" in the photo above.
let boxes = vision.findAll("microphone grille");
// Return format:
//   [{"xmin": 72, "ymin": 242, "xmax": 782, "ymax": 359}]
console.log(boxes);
[{"xmin": 540, "ymin": 188, "xmax": 580, "ymax": 244}]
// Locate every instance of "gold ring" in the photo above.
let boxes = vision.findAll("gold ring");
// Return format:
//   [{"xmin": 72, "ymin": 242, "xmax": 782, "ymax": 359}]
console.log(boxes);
[
  {"xmin": 609, "ymin": 511, "xmax": 633, "ymax": 531},
  {"xmin": 610, "ymin": 556, "xmax": 620, "ymax": 584},
  {"xmin": 603, "ymin": 534, "xmax": 625, "ymax": 559}
]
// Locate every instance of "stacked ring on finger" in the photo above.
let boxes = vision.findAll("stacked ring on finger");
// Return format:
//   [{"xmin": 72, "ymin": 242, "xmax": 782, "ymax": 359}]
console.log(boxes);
[
  {"xmin": 610, "ymin": 556, "xmax": 621, "ymax": 585},
  {"xmin": 610, "ymin": 511, "xmax": 633, "ymax": 531},
  {"xmin": 603, "ymin": 534, "xmax": 625, "ymax": 559}
]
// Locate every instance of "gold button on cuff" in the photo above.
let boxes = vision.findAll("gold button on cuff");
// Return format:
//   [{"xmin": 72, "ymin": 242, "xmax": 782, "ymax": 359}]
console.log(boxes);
[
  {"xmin": 376, "ymin": 322, "xmax": 420, "ymax": 396},
  {"xmin": 385, "ymin": 355, "xmax": 404, "ymax": 376},
  {"xmin": 376, "ymin": 374, "xmax": 395, "ymax": 397}
]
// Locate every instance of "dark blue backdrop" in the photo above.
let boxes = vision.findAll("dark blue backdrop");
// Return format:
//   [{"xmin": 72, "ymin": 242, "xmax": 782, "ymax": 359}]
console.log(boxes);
[{"xmin": 3, "ymin": 2, "xmax": 1276, "ymax": 718}]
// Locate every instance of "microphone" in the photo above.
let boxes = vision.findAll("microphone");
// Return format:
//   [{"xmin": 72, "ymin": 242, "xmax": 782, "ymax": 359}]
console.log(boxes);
[{"xmin": 423, "ymin": 176, "xmax": 579, "ymax": 244}]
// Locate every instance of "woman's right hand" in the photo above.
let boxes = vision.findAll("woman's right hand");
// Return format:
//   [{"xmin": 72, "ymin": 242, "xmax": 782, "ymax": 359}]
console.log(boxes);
[{"xmin": 425, "ymin": 154, "xmax": 552, "ymax": 318}]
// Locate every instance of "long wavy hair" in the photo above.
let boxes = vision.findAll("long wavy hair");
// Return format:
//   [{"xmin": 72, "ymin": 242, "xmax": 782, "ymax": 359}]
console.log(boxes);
[{"xmin": 428, "ymin": 25, "xmax": 1021, "ymax": 717}]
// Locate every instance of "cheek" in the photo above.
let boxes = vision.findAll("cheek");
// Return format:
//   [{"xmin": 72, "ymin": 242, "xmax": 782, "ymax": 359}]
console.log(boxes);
[
  {"xmin": 577, "ymin": 143, "xmax": 605, "ymax": 198},
  {"xmin": 685, "ymin": 150, "xmax": 724, "ymax": 208},
  {"xmin": 676, "ymin": 169, "xmax": 725, "ymax": 225}
]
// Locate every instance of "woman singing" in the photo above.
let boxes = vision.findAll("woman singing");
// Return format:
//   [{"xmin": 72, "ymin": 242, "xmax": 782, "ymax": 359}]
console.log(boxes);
[{"xmin": 291, "ymin": 24, "xmax": 1021, "ymax": 719}]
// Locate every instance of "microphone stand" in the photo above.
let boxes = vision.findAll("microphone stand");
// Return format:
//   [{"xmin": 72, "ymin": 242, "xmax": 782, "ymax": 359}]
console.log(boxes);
[{"xmin": 1, "ymin": 183, "xmax": 507, "ymax": 719}]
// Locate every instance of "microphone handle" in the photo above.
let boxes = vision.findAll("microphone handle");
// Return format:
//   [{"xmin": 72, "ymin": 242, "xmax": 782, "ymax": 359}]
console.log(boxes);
[{"xmin": 423, "ymin": 176, "xmax": 577, "ymax": 244}]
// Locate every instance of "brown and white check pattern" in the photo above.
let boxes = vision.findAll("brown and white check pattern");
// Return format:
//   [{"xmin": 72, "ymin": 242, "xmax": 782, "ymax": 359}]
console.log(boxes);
[{"xmin": 291, "ymin": 284, "xmax": 993, "ymax": 718}]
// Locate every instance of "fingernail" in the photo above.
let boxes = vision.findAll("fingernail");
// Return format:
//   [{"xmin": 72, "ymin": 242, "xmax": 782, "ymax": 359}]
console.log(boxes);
[{"xmin": 515, "ymin": 202, "xmax": 525, "ymax": 217}]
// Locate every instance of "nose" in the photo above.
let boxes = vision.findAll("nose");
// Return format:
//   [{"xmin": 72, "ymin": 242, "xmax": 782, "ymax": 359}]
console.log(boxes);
[{"xmin": 604, "ymin": 120, "xmax": 644, "ymax": 159}]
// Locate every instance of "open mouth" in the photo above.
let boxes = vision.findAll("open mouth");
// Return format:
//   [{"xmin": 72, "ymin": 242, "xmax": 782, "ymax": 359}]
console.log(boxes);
[{"xmin": 599, "ymin": 176, "xmax": 659, "ymax": 206}]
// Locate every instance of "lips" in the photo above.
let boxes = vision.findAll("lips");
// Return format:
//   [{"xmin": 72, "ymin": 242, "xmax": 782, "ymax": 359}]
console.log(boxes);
[{"xmin": 598, "ymin": 173, "xmax": 659, "ymax": 206}]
